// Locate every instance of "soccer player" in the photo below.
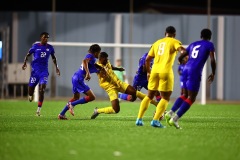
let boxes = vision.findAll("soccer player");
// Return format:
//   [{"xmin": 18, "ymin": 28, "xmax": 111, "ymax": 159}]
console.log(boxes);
[
  {"xmin": 178, "ymin": 55, "xmax": 188, "ymax": 95},
  {"xmin": 90, "ymin": 52, "xmax": 158, "ymax": 119},
  {"xmin": 135, "ymin": 26, "xmax": 186, "ymax": 128},
  {"xmin": 165, "ymin": 28, "xmax": 216, "ymax": 129},
  {"xmin": 22, "ymin": 32, "xmax": 60, "ymax": 116},
  {"xmin": 58, "ymin": 44, "xmax": 101, "ymax": 120},
  {"xmin": 117, "ymin": 52, "xmax": 163, "ymax": 119},
  {"xmin": 118, "ymin": 52, "xmax": 161, "ymax": 102}
]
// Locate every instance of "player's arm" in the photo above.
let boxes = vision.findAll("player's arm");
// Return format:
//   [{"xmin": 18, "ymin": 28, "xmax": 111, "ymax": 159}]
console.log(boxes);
[
  {"xmin": 22, "ymin": 52, "xmax": 32, "ymax": 70},
  {"xmin": 178, "ymin": 47, "xmax": 188, "ymax": 64},
  {"xmin": 51, "ymin": 54, "xmax": 60, "ymax": 76},
  {"xmin": 111, "ymin": 65, "xmax": 125, "ymax": 71},
  {"xmin": 207, "ymin": 51, "xmax": 216, "ymax": 83},
  {"xmin": 145, "ymin": 55, "xmax": 154, "ymax": 80},
  {"xmin": 83, "ymin": 58, "xmax": 91, "ymax": 81}
]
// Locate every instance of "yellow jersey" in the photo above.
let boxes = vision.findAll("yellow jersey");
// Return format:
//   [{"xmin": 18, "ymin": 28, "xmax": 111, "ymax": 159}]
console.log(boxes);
[
  {"xmin": 96, "ymin": 60, "xmax": 121, "ymax": 90},
  {"xmin": 148, "ymin": 37, "xmax": 182, "ymax": 73}
]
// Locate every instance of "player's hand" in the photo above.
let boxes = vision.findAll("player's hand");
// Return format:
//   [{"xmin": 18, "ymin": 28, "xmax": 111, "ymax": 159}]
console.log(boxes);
[
  {"xmin": 22, "ymin": 63, "xmax": 27, "ymax": 70},
  {"xmin": 85, "ymin": 73, "xmax": 91, "ymax": 81},
  {"xmin": 207, "ymin": 73, "xmax": 215, "ymax": 83},
  {"xmin": 99, "ymin": 68, "xmax": 107, "ymax": 77},
  {"xmin": 56, "ymin": 68, "xmax": 60, "ymax": 76}
]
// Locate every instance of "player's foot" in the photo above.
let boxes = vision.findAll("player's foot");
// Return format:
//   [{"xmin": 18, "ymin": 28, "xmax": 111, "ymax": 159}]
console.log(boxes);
[
  {"xmin": 165, "ymin": 111, "xmax": 172, "ymax": 125},
  {"xmin": 169, "ymin": 118, "xmax": 182, "ymax": 129},
  {"xmin": 36, "ymin": 111, "xmax": 41, "ymax": 116},
  {"xmin": 58, "ymin": 114, "xmax": 68, "ymax": 120},
  {"xmin": 91, "ymin": 107, "xmax": 99, "ymax": 119},
  {"xmin": 29, "ymin": 96, "xmax": 33, "ymax": 102},
  {"xmin": 67, "ymin": 102, "xmax": 74, "ymax": 116},
  {"xmin": 150, "ymin": 120, "xmax": 166, "ymax": 128},
  {"xmin": 135, "ymin": 118, "xmax": 144, "ymax": 126}
]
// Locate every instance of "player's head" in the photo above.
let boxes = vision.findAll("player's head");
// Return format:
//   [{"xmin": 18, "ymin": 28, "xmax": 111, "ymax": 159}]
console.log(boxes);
[
  {"xmin": 40, "ymin": 32, "xmax": 50, "ymax": 44},
  {"xmin": 201, "ymin": 28, "xmax": 212, "ymax": 40},
  {"xmin": 115, "ymin": 59, "xmax": 122, "ymax": 66},
  {"xmin": 89, "ymin": 44, "xmax": 101, "ymax": 58},
  {"xmin": 99, "ymin": 52, "xmax": 108, "ymax": 65},
  {"xmin": 165, "ymin": 26, "xmax": 176, "ymax": 37}
]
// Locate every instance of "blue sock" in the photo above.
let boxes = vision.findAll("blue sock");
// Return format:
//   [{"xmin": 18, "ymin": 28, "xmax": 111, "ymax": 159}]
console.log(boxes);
[
  {"xmin": 118, "ymin": 93, "xmax": 129, "ymax": 100},
  {"xmin": 60, "ymin": 106, "xmax": 69, "ymax": 115},
  {"xmin": 176, "ymin": 100, "xmax": 191, "ymax": 118},
  {"xmin": 71, "ymin": 97, "xmax": 88, "ymax": 106},
  {"xmin": 171, "ymin": 96, "xmax": 185, "ymax": 112}
]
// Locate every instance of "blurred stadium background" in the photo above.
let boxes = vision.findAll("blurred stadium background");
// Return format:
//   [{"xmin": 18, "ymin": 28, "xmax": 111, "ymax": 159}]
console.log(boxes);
[{"xmin": 0, "ymin": 0, "xmax": 240, "ymax": 103}]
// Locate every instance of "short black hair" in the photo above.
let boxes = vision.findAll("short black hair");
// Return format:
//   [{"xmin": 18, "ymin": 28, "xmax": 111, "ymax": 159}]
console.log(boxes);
[
  {"xmin": 201, "ymin": 28, "xmax": 212, "ymax": 40},
  {"xmin": 89, "ymin": 44, "xmax": 101, "ymax": 53},
  {"xmin": 40, "ymin": 32, "xmax": 49, "ymax": 38},
  {"xmin": 166, "ymin": 26, "xmax": 176, "ymax": 34},
  {"xmin": 99, "ymin": 52, "xmax": 108, "ymax": 58}
]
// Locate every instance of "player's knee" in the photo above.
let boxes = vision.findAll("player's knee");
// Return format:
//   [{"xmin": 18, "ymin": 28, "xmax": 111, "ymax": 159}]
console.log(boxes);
[
  {"xmin": 39, "ymin": 88, "xmax": 45, "ymax": 95},
  {"xmin": 130, "ymin": 95, "xmax": 137, "ymax": 102}
]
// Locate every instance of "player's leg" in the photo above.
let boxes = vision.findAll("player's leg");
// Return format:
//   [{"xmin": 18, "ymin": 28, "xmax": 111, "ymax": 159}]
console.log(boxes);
[
  {"xmin": 165, "ymin": 88, "xmax": 187, "ymax": 123},
  {"xmin": 169, "ymin": 77, "xmax": 200, "ymax": 129},
  {"xmin": 36, "ymin": 83, "xmax": 46, "ymax": 116},
  {"xmin": 91, "ymin": 90, "xmax": 118, "ymax": 119},
  {"xmin": 58, "ymin": 92, "xmax": 80, "ymax": 119},
  {"xmin": 28, "ymin": 74, "xmax": 38, "ymax": 102}
]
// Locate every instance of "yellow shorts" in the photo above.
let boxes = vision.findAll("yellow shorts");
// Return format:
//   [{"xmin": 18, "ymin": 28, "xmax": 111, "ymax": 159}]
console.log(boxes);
[
  {"xmin": 104, "ymin": 81, "xmax": 129, "ymax": 101},
  {"xmin": 148, "ymin": 72, "xmax": 174, "ymax": 91}
]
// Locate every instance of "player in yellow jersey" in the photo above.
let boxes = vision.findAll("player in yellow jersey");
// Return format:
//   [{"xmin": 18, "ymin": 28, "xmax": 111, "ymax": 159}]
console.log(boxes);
[
  {"xmin": 90, "ymin": 52, "xmax": 158, "ymax": 119},
  {"xmin": 136, "ymin": 26, "xmax": 186, "ymax": 128}
]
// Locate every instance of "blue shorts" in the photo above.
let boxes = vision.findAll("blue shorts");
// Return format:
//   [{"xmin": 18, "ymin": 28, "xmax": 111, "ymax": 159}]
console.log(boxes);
[
  {"xmin": 28, "ymin": 69, "xmax": 49, "ymax": 87},
  {"xmin": 132, "ymin": 75, "xmax": 148, "ymax": 91},
  {"xmin": 72, "ymin": 73, "xmax": 90, "ymax": 94},
  {"xmin": 182, "ymin": 69, "xmax": 201, "ymax": 92}
]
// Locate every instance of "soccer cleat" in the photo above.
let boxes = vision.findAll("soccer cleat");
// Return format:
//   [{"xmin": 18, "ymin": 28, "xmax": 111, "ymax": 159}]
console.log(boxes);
[
  {"xmin": 58, "ymin": 114, "xmax": 68, "ymax": 120},
  {"xmin": 135, "ymin": 118, "xmax": 144, "ymax": 126},
  {"xmin": 29, "ymin": 96, "xmax": 33, "ymax": 102},
  {"xmin": 91, "ymin": 107, "xmax": 99, "ymax": 119},
  {"xmin": 36, "ymin": 111, "xmax": 41, "ymax": 116},
  {"xmin": 165, "ymin": 111, "xmax": 172, "ymax": 126},
  {"xmin": 150, "ymin": 120, "xmax": 166, "ymax": 128},
  {"xmin": 67, "ymin": 102, "xmax": 74, "ymax": 116},
  {"xmin": 169, "ymin": 118, "xmax": 182, "ymax": 129}
]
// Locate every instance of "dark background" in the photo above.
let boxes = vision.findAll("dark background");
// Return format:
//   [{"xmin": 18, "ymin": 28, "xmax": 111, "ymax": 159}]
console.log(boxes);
[{"xmin": 1, "ymin": 0, "xmax": 240, "ymax": 15}]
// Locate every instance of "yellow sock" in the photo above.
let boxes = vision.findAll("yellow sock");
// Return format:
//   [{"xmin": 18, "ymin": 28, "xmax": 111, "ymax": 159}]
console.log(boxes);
[
  {"xmin": 153, "ymin": 98, "xmax": 168, "ymax": 120},
  {"xmin": 136, "ymin": 91, "xmax": 145, "ymax": 99},
  {"xmin": 97, "ymin": 106, "xmax": 115, "ymax": 114},
  {"xmin": 136, "ymin": 91, "xmax": 158, "ymax": 107},
  {"xmin": 137, "ymin": 96, "xmax": 151, "ymax": 119}
]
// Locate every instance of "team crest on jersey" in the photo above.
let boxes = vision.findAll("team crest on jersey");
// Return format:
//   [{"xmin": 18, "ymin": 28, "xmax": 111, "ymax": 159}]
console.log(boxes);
[{"xmin": 46, "ymin": 48, "xmax": 49, "ymax": 51}]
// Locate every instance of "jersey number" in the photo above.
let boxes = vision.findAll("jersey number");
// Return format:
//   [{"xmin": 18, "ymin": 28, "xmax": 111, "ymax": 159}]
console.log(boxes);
[
  {"xmin": 41, "ymin": 52, "xmax": 47, "ymax": 58},
  {"xmin": 157, "ymin": 42, "xmax": 166, "ymax": 55},
  {"xmin": 191, "ymin": 45, "xmax": 201, "ymax": 58}
]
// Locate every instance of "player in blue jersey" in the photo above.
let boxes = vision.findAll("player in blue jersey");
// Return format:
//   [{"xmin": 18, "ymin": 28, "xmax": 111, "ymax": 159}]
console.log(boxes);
[
  {"xmin": 178, "ymin": 55, "xmax": 188, "ymax": 95},
  {"xmin": 165, "ymin": 28, "xmax": 216, "ymax": 129},
  {"xmin": 22, "ymin": 32, "xmax": 60, "ymax": 116},
  {"xmin": 58, "ymin": 44, "xmax": 101, "ymax": 120}
]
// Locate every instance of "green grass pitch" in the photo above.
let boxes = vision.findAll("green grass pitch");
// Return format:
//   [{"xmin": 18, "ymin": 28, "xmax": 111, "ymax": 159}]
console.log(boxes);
[{"xmin": 0, "ymin": 99, "xmax": 240, "ymax": 160}]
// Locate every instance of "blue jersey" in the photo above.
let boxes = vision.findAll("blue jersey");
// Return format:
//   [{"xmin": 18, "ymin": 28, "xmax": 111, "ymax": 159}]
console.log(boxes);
[
  {"xmin": 185, "ymin": 40, "xmax": 215, "ymax": 75},
  {"xmin": 71, "ymin": 53, "xmax": 98, "ymax": 94},
  {"xmin": 178, "ymin": 64, "xmax": 185, "ymax": 82},
  {"xmin": 182, "ymin": 40, "xmax": 215, "ymax": 91},
  {"xmin": 29, "ymin": 43, "xmax": 55, "ymax": 71},
  {"xmin": 133, "ymin": 52, "xmax": 153, "ymax": 90},
  {"xmin": 75, "ymin": 53, "xmax": 98, "ymax": 77}
]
